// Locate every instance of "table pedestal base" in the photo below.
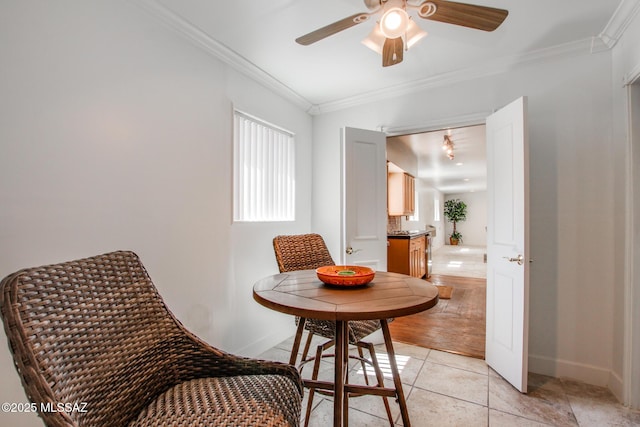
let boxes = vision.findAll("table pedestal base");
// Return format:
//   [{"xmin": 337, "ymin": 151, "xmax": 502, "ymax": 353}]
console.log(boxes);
[
  {"xmin": 299, "ymin": 319, "xmax": 410, "ymax": 427},
  {"xmin": 254, "ymin": 270, "xmax": 438, "ymax": 427}
]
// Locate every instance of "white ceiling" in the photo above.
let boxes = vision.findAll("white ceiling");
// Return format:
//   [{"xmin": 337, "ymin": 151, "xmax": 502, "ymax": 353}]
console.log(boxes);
[
  {"xmin": 140, "ymin": 0, "xmax": 623, "ymax": 194},
  {"xmin": 151, "ymin": 0, "xmax": 621, "ymax": 110},
  {"xmin": 388, "ymin": 124, "xmax": 486, "ymax": 194}
]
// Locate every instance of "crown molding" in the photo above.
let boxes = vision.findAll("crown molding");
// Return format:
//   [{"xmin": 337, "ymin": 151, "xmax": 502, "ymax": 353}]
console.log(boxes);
[
  {"xmin": 130, "ymin": 0, "xmax": 637, "ymax": 116},
  {"xmin": 598, "ymin": 0, "xmax": 640, "ymax": 49},
  {"xmin": 128, "ymin": 0, "xmax": 314, "ymax": 113},
  {"xmin": 624, "ymin": 61, "xmax": 640, "ymax": 86},
  {"xmin": 380, "ymin": 111, "xmax": 491, "ymax": 136},
  {"xmin": 314, "ymin": 38, "xmax": 599, "ymax": 114}
]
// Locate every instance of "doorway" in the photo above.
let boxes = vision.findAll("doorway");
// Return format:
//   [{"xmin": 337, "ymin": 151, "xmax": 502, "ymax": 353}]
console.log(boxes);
[{"xmin": 386, "ymin": 124, "xmax": 488, "ymax": 359}]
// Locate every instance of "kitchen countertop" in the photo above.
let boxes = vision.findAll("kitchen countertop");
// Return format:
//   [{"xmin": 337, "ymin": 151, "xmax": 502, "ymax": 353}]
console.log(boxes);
[
  {"xmin": 387, "ymin": 230, "xmax": 430, "ymax": 239},
  {"xmin": 387, "ymin": 226, "xmax": 436, "ymax": 239}
]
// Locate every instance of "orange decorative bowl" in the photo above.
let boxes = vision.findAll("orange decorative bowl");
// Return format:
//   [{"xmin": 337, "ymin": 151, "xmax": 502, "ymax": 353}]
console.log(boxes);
[{"xmin": 316, "ymin": 265, "xmax": 375, "ymax": 287}]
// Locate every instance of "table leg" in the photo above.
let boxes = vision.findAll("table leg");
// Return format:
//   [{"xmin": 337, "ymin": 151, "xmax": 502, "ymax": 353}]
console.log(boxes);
[
  {"xmin": 334, "ymin": 320, "xmax": 348, "ymax": 427},
  {"xmin": 381, "ymin": 319, "xmax": 411, "ymax": 427},
  {"xmin": 343, "ymin": 330, "xmax": 349, "ymax": 427}
]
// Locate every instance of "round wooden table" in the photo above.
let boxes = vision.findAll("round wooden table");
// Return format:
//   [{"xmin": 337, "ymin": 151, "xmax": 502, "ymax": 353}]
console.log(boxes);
[{"xmin": 253, "ymin": 269, "xmax": 439, "ymax": 427}]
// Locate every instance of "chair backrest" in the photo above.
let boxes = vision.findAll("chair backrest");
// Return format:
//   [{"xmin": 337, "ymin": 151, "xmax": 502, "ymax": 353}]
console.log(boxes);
[
  {"xmin": 273, "ymin": 234, "xmax": 335, "ymax": 273},
  {"xmin": 0, "ymin": 251, "xmax": 193, "ymax": 427}
]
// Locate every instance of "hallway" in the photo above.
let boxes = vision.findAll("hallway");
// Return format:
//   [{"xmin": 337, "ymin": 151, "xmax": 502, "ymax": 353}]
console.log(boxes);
[
  {"xmin": 431, "ymin": 245, "xmax": 487, "ymax": 279},
  {"xmin": 389, "ymin": 275, "xmax": 486, "ymax": 359},
  {"xmin": 390, "ymin": 244, "xmax": 487, "ymax": 358}
]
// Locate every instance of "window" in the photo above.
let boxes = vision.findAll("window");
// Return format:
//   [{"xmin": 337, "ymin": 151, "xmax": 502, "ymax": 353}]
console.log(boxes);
[
  {"xmin": 233, "ymin": 111, "xmax": 295, "ymax": 222},
  {"xmin": 409, "ymin": 189, "xmax": 419, "ymax": 221}
]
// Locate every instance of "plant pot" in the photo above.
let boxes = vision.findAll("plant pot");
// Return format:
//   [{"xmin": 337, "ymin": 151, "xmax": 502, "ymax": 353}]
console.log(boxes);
[{"xmin": 450, "ymin": 237, "xmax": 459, "ymax": 245}]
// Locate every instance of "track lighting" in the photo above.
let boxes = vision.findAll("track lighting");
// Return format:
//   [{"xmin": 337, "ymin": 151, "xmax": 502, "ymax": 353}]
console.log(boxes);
[{"xmin": 443, "ymin": 135, "xmax": 455, "ymax": 160}]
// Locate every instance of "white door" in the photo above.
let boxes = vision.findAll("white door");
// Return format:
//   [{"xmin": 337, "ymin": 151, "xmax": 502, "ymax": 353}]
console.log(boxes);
[
  {"xmin": 485, "ymin": 97, "xmax": 530, "ymax": 393},
  {"xmin": 341, "ymin": 127, "xmax": 388, "ymax": 270}
]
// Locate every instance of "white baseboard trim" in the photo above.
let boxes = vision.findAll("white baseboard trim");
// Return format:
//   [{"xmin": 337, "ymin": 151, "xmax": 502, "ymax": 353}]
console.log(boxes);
[
  {"xmin": 529, "ymin": 353, "xmax": 611, "ymax": 387},
  {"xmin": 609, "ymin": 370, "xmax": 625, "ymax": 403},
  {"xmin": 235, "ymin": 326, "xmax": 296, "ymax": 358}
]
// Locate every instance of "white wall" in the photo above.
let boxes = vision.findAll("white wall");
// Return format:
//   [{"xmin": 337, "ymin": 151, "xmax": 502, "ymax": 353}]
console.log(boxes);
[
  {"xmin": 386, "ymin": 138, "xmax": 418, "ymax": 176},
  {"xmin": 429, "ymin": 188, "xmax": 446, "ymax": 250},
  {"xmin": 0, "ymin": 2, "xmax": 312, "ymax": 426},
  {"xmin": 444, "ymin": 192, "xmax": 487, "ymax": 246},
  {"xmin": 313, "ymin": 48, "xmax": 618, "ymax": 388}
]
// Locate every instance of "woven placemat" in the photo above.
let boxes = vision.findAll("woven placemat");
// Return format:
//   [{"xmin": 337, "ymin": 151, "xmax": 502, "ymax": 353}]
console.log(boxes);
[{"xmin": 437, "ymin": 285, "xmax": 453, "ymax": 299}]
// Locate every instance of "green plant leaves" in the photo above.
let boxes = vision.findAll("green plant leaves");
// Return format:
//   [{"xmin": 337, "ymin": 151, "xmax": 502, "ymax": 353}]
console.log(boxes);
[{"xmin": 443, "ymin": 199, "xmax": 467, "ymax": 222}]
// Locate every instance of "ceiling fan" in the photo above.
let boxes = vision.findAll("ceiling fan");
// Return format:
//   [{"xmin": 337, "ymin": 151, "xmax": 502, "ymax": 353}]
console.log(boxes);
[{"xmin": 296, "ymin": 0, "xmax": 508, "ymax": 67}]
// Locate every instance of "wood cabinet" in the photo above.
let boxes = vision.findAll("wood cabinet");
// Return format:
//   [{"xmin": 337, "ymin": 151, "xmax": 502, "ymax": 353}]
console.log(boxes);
[
  {"xmin": 388, "ymin": 172, "xmax": 415, "ymax": 216},
  {"xmin": 388, "ymin": 235, "xmax": 426, "ymax": 279}
]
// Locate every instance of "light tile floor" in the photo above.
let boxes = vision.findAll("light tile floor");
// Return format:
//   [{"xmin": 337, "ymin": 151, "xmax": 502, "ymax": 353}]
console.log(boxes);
[
  {"xmin": 258, "ymin": 334, "xmax": 640, "ymax": 426},
  {"xmin": 431, "ymin": 245, "xmax": 487, "ymax": 278}
]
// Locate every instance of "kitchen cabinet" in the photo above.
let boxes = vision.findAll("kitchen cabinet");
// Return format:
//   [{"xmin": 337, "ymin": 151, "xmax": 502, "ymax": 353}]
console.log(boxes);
[
  {"xmin": 388, "ymin": 234, "xmax": 426, "ymax": 279},
  {"xmin": 388, "ymin": 172, "xmax": 415, "ymax": 216}
]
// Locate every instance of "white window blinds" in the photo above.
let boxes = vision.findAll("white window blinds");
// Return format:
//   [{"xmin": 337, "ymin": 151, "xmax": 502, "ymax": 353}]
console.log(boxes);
[{"xmin": 233, "ymin": 111, "xmax": 295, "ymax": 222}]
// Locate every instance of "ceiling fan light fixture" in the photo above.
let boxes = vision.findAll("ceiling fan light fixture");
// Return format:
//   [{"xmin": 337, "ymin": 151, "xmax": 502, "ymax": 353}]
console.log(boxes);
[
  {"xmin": 405, "ymin": 18, "xmax": 427, "ymax": 49},
  {"xmin": 295, "ymin": 0, "xmax": 509, "ymax": 67},
  {"xmin": 380, "ymin": 7, "xmax": 409, "ymax": 39},
  {"xmin": 362, "ymin": 23, "xmax": 385, "ymax": 54}
]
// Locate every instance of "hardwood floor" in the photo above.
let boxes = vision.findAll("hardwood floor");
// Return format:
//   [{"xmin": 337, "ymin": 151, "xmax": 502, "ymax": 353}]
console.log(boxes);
[{"xmin": 388, "ymin": 274, "xmax": 487, "ymax": 359}]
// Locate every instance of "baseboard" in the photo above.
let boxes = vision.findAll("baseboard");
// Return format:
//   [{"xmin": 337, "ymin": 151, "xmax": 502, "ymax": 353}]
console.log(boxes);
[
  {"xmin": 528, "ymin": 353, "xmax": 611, "ymax": 387},
  {"xmin": 609, "ymin": 370, "xmax": 625, "ymax": 403},
  {"xmin": 235, "ymin": 325, "xmax": 296, "ymax": 358}
]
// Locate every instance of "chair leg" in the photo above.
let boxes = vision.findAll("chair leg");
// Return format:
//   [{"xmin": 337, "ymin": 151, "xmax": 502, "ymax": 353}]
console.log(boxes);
[
  {"xmin": 304, "ymin": 341, "xmax": 326, "ymax": 427},
  {"xmin": 289, "ymin": 318, "xmax": 307, "ymax": 366},
  {"xmin": 365, "ymin": 342, "xmax": 394, "ymax": 426},
  {"xmin": 301, "ymin": 330, "xmax": 314, "ymax": 366},
  {"xmin": 356, "ymin": 345, "xmax": 370, "ymax": 386}
]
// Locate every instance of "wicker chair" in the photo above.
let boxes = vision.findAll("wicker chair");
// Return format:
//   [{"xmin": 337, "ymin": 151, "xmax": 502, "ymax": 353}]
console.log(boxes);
[
  {"xmin": 272, "ymin": 234, "xmax": 392, "ymax": 426},
  {"xmin": 0, "ymin": 251, "xmax": 303, "ymax": 427}
]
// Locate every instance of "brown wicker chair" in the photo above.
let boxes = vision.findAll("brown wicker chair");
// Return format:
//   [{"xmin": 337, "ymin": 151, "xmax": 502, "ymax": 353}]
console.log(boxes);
[
  {"xmin": 272, "ymin": 234, "xmax": 392, "ymax": 426},
  {"xmin": 0, "ymin": 251, "xmax": 303, "ymax": 427}
]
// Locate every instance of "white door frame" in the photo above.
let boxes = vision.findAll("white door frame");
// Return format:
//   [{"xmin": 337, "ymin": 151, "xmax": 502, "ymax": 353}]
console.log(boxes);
[
  {"xmin": 624, "ymin": 75, "xmax": 640, "ymax": 409},
  {"xmin": 382, "ymin": 112, "xmax": 491, "ymax": 137}
]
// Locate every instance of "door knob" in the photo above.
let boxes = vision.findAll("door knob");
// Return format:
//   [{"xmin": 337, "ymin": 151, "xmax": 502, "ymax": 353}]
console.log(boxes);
[
  {"xmin": 345, "ymin": 247, "xmax": 361, "ymax": 255},
  {"xmin": 503, "ymin": 254, "xmax": 524, "ymax": 265}
]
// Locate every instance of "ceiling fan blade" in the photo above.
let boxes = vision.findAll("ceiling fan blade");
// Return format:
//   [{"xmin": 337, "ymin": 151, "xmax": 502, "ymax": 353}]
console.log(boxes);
[
  {"xmin": 296, "ymin": 13, "xmax": 371, "ymax": 46},
  {"xmin": 382, "ymin": 37, "xmax": 403, "ymax": 67},
  {"xmin": 419, "ymin": 0, "xmax": 508, "ymax": 32}
]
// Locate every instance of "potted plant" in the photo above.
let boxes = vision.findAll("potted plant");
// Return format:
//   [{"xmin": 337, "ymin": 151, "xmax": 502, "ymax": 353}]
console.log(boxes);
[{"xmin": 443, "ymin": 199, "xmax": 467, "ymax": 245}]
